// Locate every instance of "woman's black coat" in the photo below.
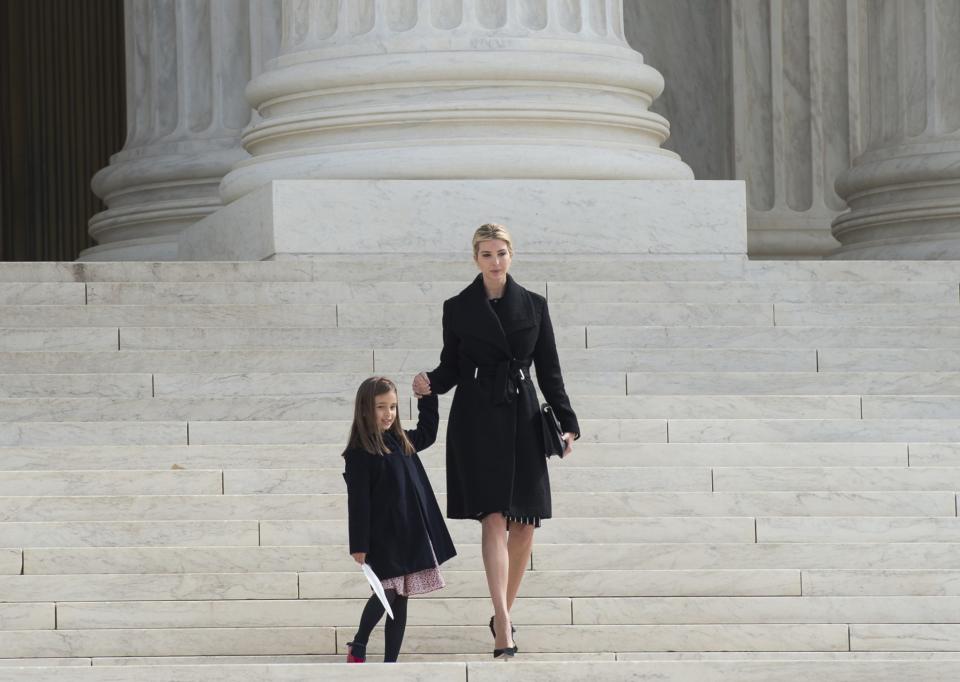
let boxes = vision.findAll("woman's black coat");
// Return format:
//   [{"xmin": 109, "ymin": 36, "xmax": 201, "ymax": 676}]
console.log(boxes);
[
  {"xmin": 342, "ymin": 395, "xmax": 456, "ymax": 580},
  {"xmin": 427, "ymin": 274, "xmax": 580, "ymax": 520}
]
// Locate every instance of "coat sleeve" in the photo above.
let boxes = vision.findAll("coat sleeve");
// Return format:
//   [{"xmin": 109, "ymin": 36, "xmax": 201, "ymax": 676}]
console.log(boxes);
[
  {"xmin": 406, "ymin": 394, "xmax": 440, "ymax": 452},
  {"xmin": 426, "ymin": 298, "xmax": 460, "ymax": 394},
  {"xmin": 343, "ymin": 450, "xmax": 372, "ymax": 554},
  {"xmin": 532, "ymin": 297, "xmax": 581, "ymax": 438}
]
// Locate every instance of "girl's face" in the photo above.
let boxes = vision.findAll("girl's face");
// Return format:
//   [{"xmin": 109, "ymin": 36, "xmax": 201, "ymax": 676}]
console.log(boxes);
[
  {"xmin": 475, "ymin": 239, "xmax": 512, "ymax": 281},
  {"xmin": 374, "ymin": 390, "xmax": 398, "ymax": 431}
]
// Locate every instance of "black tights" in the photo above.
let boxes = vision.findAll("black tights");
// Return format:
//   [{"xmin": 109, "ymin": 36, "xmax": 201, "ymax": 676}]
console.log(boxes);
[{"xmin": 350, "ymin": 589, "xmax": 409, "ymax": 662}]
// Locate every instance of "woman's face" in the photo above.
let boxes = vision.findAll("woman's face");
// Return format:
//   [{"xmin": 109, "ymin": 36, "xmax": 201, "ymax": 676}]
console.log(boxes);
[
  {"xmin": 475, "ymin": 239, "xmax": 512, "ymax": 281},
  {"xmin": 374, "ymin": 390, "xmax": 398, "ymax": 431}
]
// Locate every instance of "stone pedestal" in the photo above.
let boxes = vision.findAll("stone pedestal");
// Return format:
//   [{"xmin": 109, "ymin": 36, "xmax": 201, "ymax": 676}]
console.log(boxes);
[
  {"xmin": 830, "ymin": 0, "xmax": 960, "ymax": 259},
  {"xmin": 81, "ymin": 0, "xmax": 281, "ymax": 261},
  {"xmin": 177, "ymin": 179, "xmax": 746, "ymax": 261}
]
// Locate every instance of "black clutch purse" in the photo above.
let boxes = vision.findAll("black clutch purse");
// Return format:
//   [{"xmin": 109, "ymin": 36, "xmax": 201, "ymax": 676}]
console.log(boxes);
[{"xmin": 541, "ymin": 403, "xmax": 566, "ymax": 457}]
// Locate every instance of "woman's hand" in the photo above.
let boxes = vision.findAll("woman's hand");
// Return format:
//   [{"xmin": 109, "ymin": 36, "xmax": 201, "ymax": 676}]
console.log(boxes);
[
  {"xmin": 351, "ymin": 552, "xmax": 366, "ymax": 565},
  {"xmin": 412, "ymin": 372, "xmax": 432, "ymax": 397},
  {"xmin": 562, "ymin": 433, "xmax": 575, "ymax": 457}
]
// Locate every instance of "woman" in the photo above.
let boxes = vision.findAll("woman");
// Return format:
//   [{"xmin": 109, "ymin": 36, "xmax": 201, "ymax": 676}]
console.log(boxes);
[{"xmin": 413, "ymin": 223, "xmax": 579, "ymax": 659}]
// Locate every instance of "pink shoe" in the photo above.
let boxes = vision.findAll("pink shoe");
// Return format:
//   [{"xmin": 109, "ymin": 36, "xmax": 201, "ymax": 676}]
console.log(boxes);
[{"xmin": 346, "ymin": 641, "xmax": 366, "ymax": 663}]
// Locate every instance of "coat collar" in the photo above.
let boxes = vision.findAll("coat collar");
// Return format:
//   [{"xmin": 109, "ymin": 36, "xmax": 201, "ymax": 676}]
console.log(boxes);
[{"xmin": 461, "ymin": 273, "xmax": 535, "ymax": 356}]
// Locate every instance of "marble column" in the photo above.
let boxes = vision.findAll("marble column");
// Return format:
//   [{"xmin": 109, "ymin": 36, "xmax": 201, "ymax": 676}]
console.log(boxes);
[
  {"xmin": 731, "ymin": 0, "xmax": 854, "ymax": 258},
  {"xmin": 218, "ymin": 0, "xmax": 693, "ymax": 204},
  {"xmin": 81, "ymin": 0, "xmax": 281, "ymax": 261},
  {"xmin": 830, "ymin": 0, "xmax": 960, "ymax": 259}
]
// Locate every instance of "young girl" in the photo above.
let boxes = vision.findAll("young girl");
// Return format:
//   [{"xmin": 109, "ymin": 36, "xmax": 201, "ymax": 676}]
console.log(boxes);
[{"xmin": 342, "ymin": 376, "xmax": 456, "ymax": 663}]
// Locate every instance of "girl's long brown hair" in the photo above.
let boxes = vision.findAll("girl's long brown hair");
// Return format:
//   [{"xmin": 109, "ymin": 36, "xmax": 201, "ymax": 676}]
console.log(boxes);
[{"xmin": 344, "ymin": 377, "xmax": 415, "ymax": 456}]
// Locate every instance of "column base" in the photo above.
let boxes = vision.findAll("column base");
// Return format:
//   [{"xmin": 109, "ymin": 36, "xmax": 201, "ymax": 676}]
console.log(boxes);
[{"xmin": 177, "ymin": 179, "xmax": 747, "ymax": 261}]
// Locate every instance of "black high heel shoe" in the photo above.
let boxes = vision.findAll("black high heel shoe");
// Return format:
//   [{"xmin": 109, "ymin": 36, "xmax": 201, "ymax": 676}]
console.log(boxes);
[
  {"xmin": 493, "ymin": 645, "xmax": 517, "ymax": 659},
  {"xmin": 489, "ymin": 615, "xmax": 518, "ymax": 656}
]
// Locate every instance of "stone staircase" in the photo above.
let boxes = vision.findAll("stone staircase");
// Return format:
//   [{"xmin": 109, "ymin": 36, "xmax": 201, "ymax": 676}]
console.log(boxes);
[{"xmin": 1, "ymin": 258, "xmax": 960, "ymax": 680}]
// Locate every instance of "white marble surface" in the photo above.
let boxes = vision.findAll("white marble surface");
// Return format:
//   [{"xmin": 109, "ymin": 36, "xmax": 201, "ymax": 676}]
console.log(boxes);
[
  {"xmin": 0, "ymin": 603, "xmax": 55, "ymax": 630},
  {"xmin": 0, "ymin": 470, "xmax": 221, "ymax": 497},
  {"xmin": 0, "ymin": 283, "xmax": 86, "ymax": 305},
  {"xmin": 0, "ymin": 422, "xmax": 186, "ymax": 447},
  {"xmin": 629, "ymin": 372, "xmax": 960, "ymax": 396},
  {"xmin": 909, "ymin": 443, "xmax": 960, "ymax": 466},
  {"xmin": 0, "ymin": 573, "xmax": 296, "ymax": 602},
  {"xmin": 668, "ymin": 418, "xmax": 960, "ymax": 443},
  {"xmin": 0, "ymin": 627, "xmax": 335, "ymax": 659},
  {"xmin": 0, "ymin": 328, "xmax": 118, "ymax": 352},
  {"xmin": 262, "ymin": 516, "xmax": 755, "ymax": 546},
  {"xmin": 803, "ymin": 570, "xmax": 960, "ymax": 596},
  {"xmin": 574, "ymin": 595, "xmax": 960, "ymax": 625},
  {"xmin": 57, "ymin": 596, "xmax": 569, "ymax": 630},
  {"xmin": 756, "ymin": 517, "xmax": 960, "ymax": 543},
  {"xmin": 819, "ymin": 349, "xmax": 960, "ymax": 372},
  {"xmin": 850, "ymin": 624, "xmax": 960, "ymax": 652},
  {"xmin": 0, "ymin": 548, "xmax": 21, "ymax": 574},
  {"xmin": 775, "ymin": 304, "xmax": 960, "ymax": 327},
  {"xmin": 179, "ymin": 180, "xmax": 745, "ymax": 260},
  {"xmin": 0, "ymin": 374, "xmax": 151, "ymax": 399},
  {"xmin": 713, "ymin": 466, "xmax": 960, "ymax": 492},
  {"xmin": 0, "ymin": 304, "xmax": 337, "ymax": 328},
  {"xmin": 0, "ymin": 521, "xmax": 259, "ymax": 549},
  {"xmin": 301, "ymin": 569, "xmax": 800, "ymax": 600},
  {"xmin": 118, "ymin": 326, "xmax": 445, "ymax": 351},
  {"xmin": 531, "ymin": 542, "xmax": 960, "ymax": 571}
]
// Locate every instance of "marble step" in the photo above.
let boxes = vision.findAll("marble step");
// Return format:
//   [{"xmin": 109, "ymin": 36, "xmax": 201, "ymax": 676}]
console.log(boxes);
[
  {"xmin": 0, "ymin": 572, "xmax": 297, "ymax": 602},
  {"xmin": 756, "ymin": 517, "xmax": 960, "ymax": 543},
  {"xmin": 22, "ymin": 542, "xmax": 960, "ymax": 576},
  {"xmin": 0, "ymin": 604, "xmax": 53, "ymax": 630},
  {"xmin": 2, "ymin": 490, "xmax": 949, "ymax": 522},
  {"xmin": 0, "ymin": 305, "xmax": 338, "ymax": 328},
  {"xmin": 775, "ymin": 304, "xmax": 960, "ymax": 327},
  {"xmin": 909, "ymin": 443, "xmax": 960, "ymax": 466},
  {"xmin": 820, "ymin": 348, "xmax": 960, "ymax": 372},
  {"xmin": 850, "ymin": 624, "xmax": 960, "ymax": 651},
  {"xmin": 262, "ymin": 517, "xmax": 757, "ymax": 545},
  {"xmin": 0, "ymin": 471, "xmax": 222, "ymax": 497},
  {"xmin": 0, "ymin": 375, "xmax": 152, "ymax": 399},
  {"xmin": 802, "ymin": 570, "xmax": 960, "ymax": 596},
  {"xmin": 714, "ymin": 466, "xmax": 960, "ymax": 492},
  {"xmin": 0, "ymin": 328, "xmax": 118, "ymax": 352},
  {"xmin": 19, "ymin": 545, "xmax": 484, "ymax": 575},
  {"xmin": 0, "ymin": 521, "xmax": 260, "ymax": 548},
  {"xmin": 0, "ymin": 549, "xmax": 20, "ymax": 574},
  {"xmin": 548, "ymin": 280, "xmax": 960, "ymax": 304},
  {"xmin": 222, "ymin": 466, "xmax": 715, "ymax": 494},
  {"xmin": 668, "ymin": 419, "xmax": 960, "ymax": 443},
  {"xmin": 861, "ymin": 396, "xmax": 960, "ymax": 419},
  {"xmin": 574, "ymin": 595, "xmax": 960, "ymax": 624},
  {"xmin": 0, "ymin": 422, "xmax": 186, "ymax": 447},
  {"xmin": 187, "ymin": 418, "xmax": 669, "ymax": 445},
  {"xmin": 301, "ymin": 569, "xmax": 801, "ymax": 599},
  {"xmin": 0, "ymin": 623, "xmax": 850, "ymax": 659},
  {"xmin": 586, "ymin": 325, "xmax": 960, "ymax": 349},
  {"xmin": 0, "ymin": 394, "xmax": 867, "ymax": 421},
  {"xmin": 380, "ymin": 347, "xmax": 816, "ymax": 371},
  {"xmin": 54, "ymin": 596, "xmax": 571, "ymax": 629},
  {"xmin": 5, "ymin": 257, "xmax": 960, "ymax": 281},
  {"xmin": 6, "ymin": 660, "xmax": 960, "ymax": 682},
  {"xmin": 628, "ymin": 373, "xmax": 960, "ymax": 395},
  {"xmin": 0, "ymin": 442, "xmax": 910, "ymax": 471},
  {"xmin": 0, "ymin": 283, "xmax": 86, "ymax": 305},
  {"xmin": 85, "ymin": 279, "xmax": 960, "ymax": 305}
]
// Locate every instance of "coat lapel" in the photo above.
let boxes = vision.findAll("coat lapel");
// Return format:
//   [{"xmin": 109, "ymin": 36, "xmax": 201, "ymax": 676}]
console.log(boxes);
[{"xmin": 460, "ymin": 274, "xmax": 534, "ymax": 357}]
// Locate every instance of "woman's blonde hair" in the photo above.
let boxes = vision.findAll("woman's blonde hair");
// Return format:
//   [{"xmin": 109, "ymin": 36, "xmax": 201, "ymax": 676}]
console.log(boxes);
[
  {"xmin": 344, "ymin": 377, "xmax": 415, "ymax": 456},
  {"xmin": 472, "ymin": 223, "xmax": 513, "ymax": 260}
]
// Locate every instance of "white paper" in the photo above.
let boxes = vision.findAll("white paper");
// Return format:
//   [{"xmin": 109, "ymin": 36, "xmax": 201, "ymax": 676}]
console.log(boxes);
[{"xmin": 361, "ymin": 563, "xmax": 394, "ymax": 620}]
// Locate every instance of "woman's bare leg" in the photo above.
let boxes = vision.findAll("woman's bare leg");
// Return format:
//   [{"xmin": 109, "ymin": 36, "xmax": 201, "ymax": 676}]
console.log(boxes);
[
  {"xmin": 481, "ymin": 513, "xmax": 514, "ymax": 649},
  {"xmin": 506, "ymin": 522, "xmax": 535, "ymax": 611}
]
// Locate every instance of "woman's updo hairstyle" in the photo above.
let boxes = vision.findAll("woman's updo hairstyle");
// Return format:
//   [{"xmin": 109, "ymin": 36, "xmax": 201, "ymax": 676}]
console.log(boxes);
[{"xmin": 472, "ymin": 223, "xmax": 514, "ymax": 260}]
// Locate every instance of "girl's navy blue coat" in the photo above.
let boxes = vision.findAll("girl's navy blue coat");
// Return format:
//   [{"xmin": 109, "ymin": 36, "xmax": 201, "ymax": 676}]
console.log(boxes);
[{"xmin": 342, "ymin": 394, "xmax": 456, "ymax": 580}]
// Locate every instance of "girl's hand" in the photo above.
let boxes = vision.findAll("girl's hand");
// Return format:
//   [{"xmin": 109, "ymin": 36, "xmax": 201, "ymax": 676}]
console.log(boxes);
[
  {"xmin": 412, "ymin": 372, "xmax": 432, "ymax": 397},
  {"xmin": 562, "ymin": 433, "xmax": 575, "ymax": 457},
  {"xmin": 351, "ymin": 552, "xmax": 366, "ymax": 565}
]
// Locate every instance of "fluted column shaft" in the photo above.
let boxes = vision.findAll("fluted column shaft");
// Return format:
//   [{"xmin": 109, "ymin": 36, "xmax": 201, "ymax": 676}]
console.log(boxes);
[
  {"xmin": 831, "ymin": 0, "xmax": 960, "ymax": 258},
  {"xmin": 83, "ymin": 0, "xmax": 281, "ymax": 261},
  {"xmin": 731, "ymin": 0, "xmax": 854, "ymax": 258},
  {"xmin": 220, "ymin": 0, "xmax": 692, "ymax": 203}
]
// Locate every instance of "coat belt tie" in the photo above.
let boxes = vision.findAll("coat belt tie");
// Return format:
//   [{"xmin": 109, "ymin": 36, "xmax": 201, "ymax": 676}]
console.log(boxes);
[{"xmin": 466, "ymin": 359, "xmax": 532, "ymax": 405}]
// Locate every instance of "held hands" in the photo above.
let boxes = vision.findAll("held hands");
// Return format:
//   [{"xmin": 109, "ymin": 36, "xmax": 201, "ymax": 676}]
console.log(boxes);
[
  {"xmin": 562, "ymin": 433, "xmax": 575, "ymax": 458},
  {"xmin": 412, "ymin": 372, "xmax": 432, "ymax": 398},
  {"xmin": 351, "ymin": 552, "xmax": 366, "ymax": 565}
]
